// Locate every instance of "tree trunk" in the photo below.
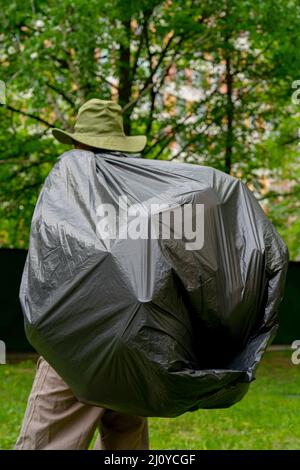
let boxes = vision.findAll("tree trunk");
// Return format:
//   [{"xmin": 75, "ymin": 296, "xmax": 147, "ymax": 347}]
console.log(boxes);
[
  {"xmin": 224, "ymin": 1, "xmax": 233, "ymax": 174},
  {"xmin": 225, "ymin": 51, "xmax": 233, "ymax": 174},
  {"xmin": 118, "ymin": 18, "xmax": 132, "ymax": 134}
]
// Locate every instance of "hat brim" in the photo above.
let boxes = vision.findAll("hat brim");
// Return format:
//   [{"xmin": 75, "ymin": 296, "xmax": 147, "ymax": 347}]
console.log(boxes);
[{"xmin": 52, "ymin": 129, "xmax": 147, "ymax": 153}]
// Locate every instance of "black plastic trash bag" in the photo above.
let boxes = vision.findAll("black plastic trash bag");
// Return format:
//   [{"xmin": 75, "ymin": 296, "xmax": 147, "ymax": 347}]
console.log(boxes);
[{"xmin": 20, "ymin": 150, "xmax": 288, "ymax": 417}]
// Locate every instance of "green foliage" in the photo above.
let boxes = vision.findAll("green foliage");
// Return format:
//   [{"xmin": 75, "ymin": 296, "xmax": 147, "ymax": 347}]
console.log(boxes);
[{"xmin": 0, "ymin": 0, "xmax": 300, "ymax": 257}]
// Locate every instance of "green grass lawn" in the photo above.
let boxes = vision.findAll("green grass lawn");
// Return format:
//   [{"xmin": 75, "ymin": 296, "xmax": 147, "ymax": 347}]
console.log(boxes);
[{"xmin": 1, "ymin": 350, "xmax": 299, "ymax": 450}]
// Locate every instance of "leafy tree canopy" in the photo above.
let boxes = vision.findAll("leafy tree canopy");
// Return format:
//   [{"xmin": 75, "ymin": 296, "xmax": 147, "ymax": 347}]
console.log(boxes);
[{"xmin": 0, "ymin": 0, "xmax": 299, "ymax": 258}]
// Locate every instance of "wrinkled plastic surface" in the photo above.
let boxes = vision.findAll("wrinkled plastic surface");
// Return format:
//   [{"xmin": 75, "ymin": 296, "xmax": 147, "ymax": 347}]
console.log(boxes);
[{"xmin": 20, "ymin": 150, "xmax": 289, "ymax": 417}]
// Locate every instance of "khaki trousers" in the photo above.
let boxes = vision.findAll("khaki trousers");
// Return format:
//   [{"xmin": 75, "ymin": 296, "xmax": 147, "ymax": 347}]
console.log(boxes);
[{"xmin": 15, "ymin": 357, "xmax": 149, "ymax": 450}]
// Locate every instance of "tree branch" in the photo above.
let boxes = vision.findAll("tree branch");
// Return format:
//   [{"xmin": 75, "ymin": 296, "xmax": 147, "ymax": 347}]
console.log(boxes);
[
  {"xmin": 122, "ymin": 31, "xmax": 175, "ymax": 113},
  {"xmin": 46, "ymin": 82, "xmax": 76, "ymax": 108},
  {"xmin": 0, "ymin": 104, "xmax": 54, "ymax": 127},
  {"xmin": 95, "ymin": 72, "xmax": 119, "ymax": 90}
]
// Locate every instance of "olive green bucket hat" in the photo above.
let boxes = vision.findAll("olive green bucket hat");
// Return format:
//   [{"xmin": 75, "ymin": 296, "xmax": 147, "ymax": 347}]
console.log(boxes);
[{"xmin": 52, "ymin": 99, "xmax": 147, "ymax": 153}]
